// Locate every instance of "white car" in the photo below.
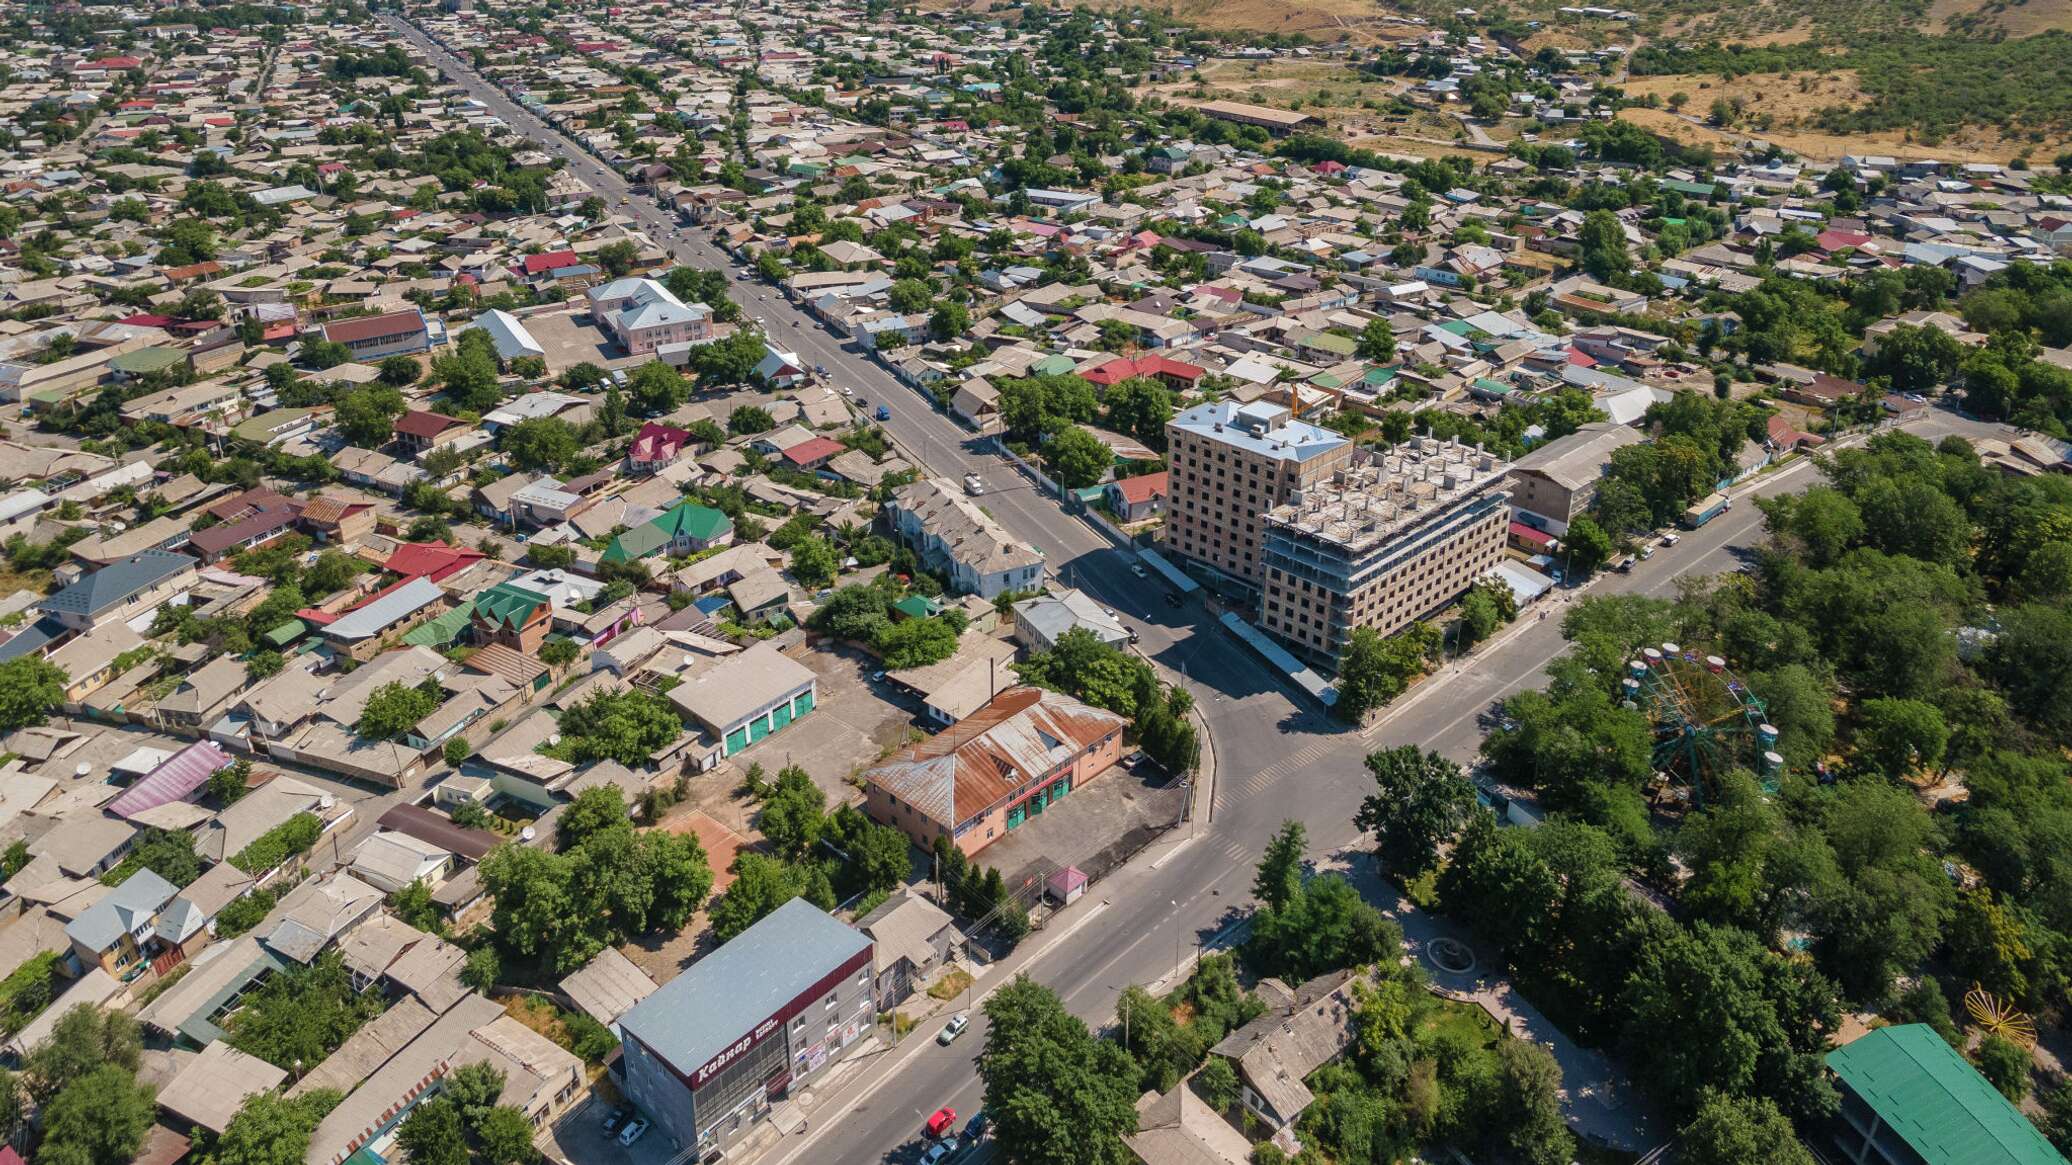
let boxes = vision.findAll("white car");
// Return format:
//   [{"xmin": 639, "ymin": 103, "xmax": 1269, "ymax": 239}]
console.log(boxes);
[
  {"xmin": 937, "ymin": 1013, "xmax": 969, "ymax": 1044},
  {"xmin": 1661, "ymin": 533, "xmax": 1679, "ymax": 547},
  {"xmin": 922, "ymin": 1140, "xmax": 960, "ymax": 1165},
  {"xmin": 617, "ymin": 1118, "xmax": 649, "ymax": 1147}
]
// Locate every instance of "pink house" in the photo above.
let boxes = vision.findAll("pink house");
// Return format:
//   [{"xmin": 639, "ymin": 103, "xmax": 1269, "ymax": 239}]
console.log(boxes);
[{"xmin": 628, "ymin": 421, "xmax": 691, "ymax": 474}]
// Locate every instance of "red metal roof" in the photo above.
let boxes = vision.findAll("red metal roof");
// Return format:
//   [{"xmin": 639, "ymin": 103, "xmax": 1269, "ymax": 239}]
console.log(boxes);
[
  {"xmin": 386, "ymin": 541, "xmax": 486, "ymax": 583},
  {"xmin": 782, "ymin": 436, "xmax": 846, "ymax": 467},
  {"xmin": 394, "ymin": 409, "xmax": 464, "ymax": 439},
  {"xmin": 1111, "ymin": 471, "xmax": 1167, "ymax": 505},
  {"xmin": 1508, "ymin": 521, "xmax": 1556, "ymax": 548},
  {"xmin": 322, "ymin": 308, "xmax": 425, "ymax": 346}
]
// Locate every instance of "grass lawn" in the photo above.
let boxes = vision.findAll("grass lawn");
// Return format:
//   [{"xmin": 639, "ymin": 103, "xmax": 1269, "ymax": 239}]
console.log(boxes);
[{"xmin": 929, "ymin": 968, "xmax": 974, "ymax": 1001}]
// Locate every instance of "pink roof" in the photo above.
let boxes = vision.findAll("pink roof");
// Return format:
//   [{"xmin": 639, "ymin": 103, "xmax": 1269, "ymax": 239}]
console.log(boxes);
[
  {"xmin": 1083, "ymin": 354, "xmax": 1205, "ymax": 386},
  {"xmin": 782, "ymin": 436, "xmax": 846, "ymax": 466},
  {"xmin": 1816, "ymin": 229, "xmax": 1873, "ymax": 252},
  {"xmin": 1508, "ymin": 521, "xmax": 1556, "ymax": 547},
  {"xmin": 106, "ymin": 741, "xmax": 233, "ymax": 820},
  {"xmin": 630, "ymin": 421, "xmax": 689, "ymax": 463}
]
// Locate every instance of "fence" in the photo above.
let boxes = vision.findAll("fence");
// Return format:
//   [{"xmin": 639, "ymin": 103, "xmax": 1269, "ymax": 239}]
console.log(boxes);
[{"xmin": 988, "ymin": 436, "xmax": 1061, "ymax": 497}]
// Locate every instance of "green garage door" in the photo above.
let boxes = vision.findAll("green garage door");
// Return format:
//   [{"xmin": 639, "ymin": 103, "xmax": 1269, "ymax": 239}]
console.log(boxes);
[
  {"xmin": 725, "ymin": 727, "xmax": 749, "ymax": 755},
  {"xmin": 794, "ymin": 691, "xmax": 814, "ymax": 715},
  {"xmin": 772, "ymin": 702, "xmax": 793, "ymax": 730},
  {"xmin": 748, "ymin": 714, "xmax": 770, "ymax": 744}
]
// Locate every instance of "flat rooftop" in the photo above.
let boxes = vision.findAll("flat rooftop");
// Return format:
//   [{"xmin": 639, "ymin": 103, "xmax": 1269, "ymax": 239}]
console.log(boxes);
[{"xmin": 1264, "ymin": 437, "xmax": 1509, "ymax": 555}]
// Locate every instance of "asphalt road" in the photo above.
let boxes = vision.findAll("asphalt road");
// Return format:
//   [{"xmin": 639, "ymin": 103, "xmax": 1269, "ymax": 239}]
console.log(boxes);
[{"xmin": 389, "ymin": 20, "xmax": 2011, "ymax": 1163}]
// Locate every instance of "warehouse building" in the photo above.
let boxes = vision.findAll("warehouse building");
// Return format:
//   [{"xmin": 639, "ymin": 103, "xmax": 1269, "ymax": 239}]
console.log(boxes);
[{"xmin": 616, "ymin": 900, "xmax": 875, "ymax": 1157}]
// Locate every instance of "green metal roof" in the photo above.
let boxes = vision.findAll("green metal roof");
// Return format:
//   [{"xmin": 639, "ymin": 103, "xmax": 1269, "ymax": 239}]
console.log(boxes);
[
  {"xmin": 261, "ymin": 619, "xmax": 307, "ymax": 647},
  {"xmin": 110, "ymin": 347, "xmax": 187, "ymax": 374},
  {"xmin": 891, "ymin": 595, "xmax": 937, "ymax": 620},
  {"xmin": 603, "ymin": 502, "xmax": 731, "ymax": 564},
  {"xmin": 1295, "ymin": 331, "xmax": 1357, "ymax": 357},
  {"xmin": 1827, "ymin": 1024, "xmax": 2066, "ymax": 1165},
  {"xmin": 402, "ymin": 598, "xmax": 475, "ymax": 647},
  {"xmin": 473, "ymin": 582, "xmax": 550, "ymax": 630}
]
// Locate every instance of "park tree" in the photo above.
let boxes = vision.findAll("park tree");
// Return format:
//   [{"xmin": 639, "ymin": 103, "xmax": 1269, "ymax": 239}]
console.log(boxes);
[
  {"xmin": 1855, "ymin": 697, "xmax": 1949, "ymax": 778},
  {"xmin": 979, "ymin": 976, "xmax": 1140, "ymax": 1165},
  {"xmin": 1578, "ymin": 208, "xmax": 1628, "ymax": 281},
  {"xmin": 710, "ymin": 852, "xmax": 821, "ymax": 941},
  {"xmin": 358, "ymin": 681, "xmax": 438, "ymax": 741},
  {"xmin": 501, "ymin": 416, "xmax": 581, "ymax": 472},
  {"xmin": 790, "ymin": 536, "xmax": 839, "ymax": 589},
  {"xmin": 212, "ymin": 1090, "xmax": 345, "ymax": 1165},
  {"xmin": 1046, "ymin": 425, "xmax": 1112, "ymax": 489},
  {"xmin": 627, "ymin": 361, "xmax": 686, "ymax": 415},
  {"xmin": 1355, "ymin": 746, "xmax": 1476, "ymax": 881},
  {"xmin": 1357, "ymin": 317, "xmax": 1397, "ymax": 363},
  {"xmin": 1102, "ymin": 378, "xmax": 1172, "ymax": 451},
  {"xmin": 0, "ymin": 656, "xmax": 65, "ymax": 733},
  {"xmin": 756, "ymin": 765, "xmax": 826, "ymax": 861},
  {"xmin": 334, "ymin": 384, "xmax": 406, "ymax": 448},
  {"xmin": 1483, "ymin": 1039, "xmax": 1575, "ymax": 1165},
  {"xmin": 36, "ymin": 1064, "xmax": 156, "ymax": 1165},
  {"xmin": 1680, "ymin": 1091, "xmax": 1816, "ymax": 1165},
  {"xmin": 1333, "ymin": 625, "xmax": 1437, "ymax": 722},
  {"xmin": 1252, "ymin": 820, "xmax": 1307, "ymax": 912}
]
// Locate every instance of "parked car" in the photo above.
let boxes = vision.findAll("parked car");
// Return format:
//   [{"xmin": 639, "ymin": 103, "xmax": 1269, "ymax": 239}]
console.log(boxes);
[
  {"xmin": 1615, "ymin": 556, "xmax": 1637, "ymax": 573},
  {"xmin": 963, "ymin": 473, "xmax": 984, "ymax": 496},
  {"xmin": 922, "ymin": 1139, "xmax": 960, "ymax": 1165},
  {"xmin": 876, "ymin": 405, "xmax": 892, "ymax": 421},
  {"xmin": 937, "ymin": 1014, "xmax": 969, "ymax": 1045},
  {"xmin": 600, "ymin": 1107, "xmax": 631, "ymax": 1136},
  {"xmin": 617, "ymin": 1118, "xmax": 649, "ymax": 1147},
  {"xmin": 1661, "ymin": 533, "xmax": 1680, "ymax": 547},
  {"xmin": 927, "ymin": 1107, "xmax": 958, "ymax": 1138},
  {"xmin": 1121, "ymin": 750, "xmax": 1147, "ymax": 770}
]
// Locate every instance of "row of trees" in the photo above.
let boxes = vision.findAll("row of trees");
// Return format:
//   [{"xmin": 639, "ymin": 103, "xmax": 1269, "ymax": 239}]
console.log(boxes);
[
  {"xmin": 1016, "ymin": 626, "xmax": 1200, "ymax": 775},
  {"xmin": 710, "ymin": 764, "xmax": 913, "ymax": 939}
]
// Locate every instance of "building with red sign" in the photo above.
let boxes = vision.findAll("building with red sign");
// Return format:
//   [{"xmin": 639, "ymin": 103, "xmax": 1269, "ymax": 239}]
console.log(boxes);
[{"xmin": 616, "ymin": 899, "xmax": 875, "ymax": 1156}]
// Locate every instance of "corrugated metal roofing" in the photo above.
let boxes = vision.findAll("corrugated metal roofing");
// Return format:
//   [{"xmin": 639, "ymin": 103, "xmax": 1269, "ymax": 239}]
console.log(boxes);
[
  {"xmin": 861, "ymin": 687, "xmax": 1125, "ymax": 831},
  {"xmin": 1826, "ymin": 1024, "xmax": 2065, "ymax": 1165},
  {"xmin": 106, "ymin": 740, "xmax": 234, "ymax": 820}
]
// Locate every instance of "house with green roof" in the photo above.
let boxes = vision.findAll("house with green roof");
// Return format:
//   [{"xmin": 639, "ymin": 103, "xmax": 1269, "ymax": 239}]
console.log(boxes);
[
  {"xmin": 401, "ymin": 600, "xmax": 476, "ymax": 649},
  {"xmin": 469, "ymin": 582, "xmax": 553, "ymax": 653},
  {"xmin": 1825, "ymin": 1024, "xmax": 2065, "ymax": 1165},
  {"xmin": 601, "ymin": 502, "xmax": 734, "ymax": 565}
]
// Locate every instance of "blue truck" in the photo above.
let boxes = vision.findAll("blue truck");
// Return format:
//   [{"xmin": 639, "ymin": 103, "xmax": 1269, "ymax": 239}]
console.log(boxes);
[{"xmin": 1682, "ymin": 491, "xmax": 1731, "ymax": 529}]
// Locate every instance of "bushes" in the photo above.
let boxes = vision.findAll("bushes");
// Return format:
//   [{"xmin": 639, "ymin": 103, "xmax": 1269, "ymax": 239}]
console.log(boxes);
[
  {"xmin": 226, "ymin": 952, "xmax": 386, "ymax": 1070},
  {"xmin": 230, "ymin": 812, "xmax": 322, "ymax": 875},
  {"xmin": 0, "ymin": 952, "xmax": 60, "ymax": 1037}
]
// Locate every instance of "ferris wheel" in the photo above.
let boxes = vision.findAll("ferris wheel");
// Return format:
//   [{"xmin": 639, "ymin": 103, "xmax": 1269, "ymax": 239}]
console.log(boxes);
[{"xmin": 1621, "ymin": 643, "xmax": 1783, "ymax": 809}]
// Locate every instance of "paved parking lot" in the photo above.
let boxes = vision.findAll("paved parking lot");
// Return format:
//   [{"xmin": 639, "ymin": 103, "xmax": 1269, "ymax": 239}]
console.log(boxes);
[
  {"xmin": 523, "ymin": 311, "xmax": 643, "ymax": 374},
  {"xmin": 976, "ymin": 761, "xmax": 1189, "ymax": 895},
  {"xmin": 737, "ymin": 641, "xmax": 919, "ymax": 809}
]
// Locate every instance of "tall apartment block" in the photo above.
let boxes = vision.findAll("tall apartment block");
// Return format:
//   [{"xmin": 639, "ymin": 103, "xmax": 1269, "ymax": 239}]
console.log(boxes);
[
  {"xmin": 1164, "ymin": 401, "xmax": 1353, "ymax": 593},
  {"xmin": 1260, "ymin": 437, "xmax": 1511, "ymax": 671}
]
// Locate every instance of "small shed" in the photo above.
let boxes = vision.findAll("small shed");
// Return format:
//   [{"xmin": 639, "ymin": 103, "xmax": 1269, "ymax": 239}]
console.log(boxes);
[{"xmin": 1046, "ymin": 865, "xmax": 1088, "ymax": 906}]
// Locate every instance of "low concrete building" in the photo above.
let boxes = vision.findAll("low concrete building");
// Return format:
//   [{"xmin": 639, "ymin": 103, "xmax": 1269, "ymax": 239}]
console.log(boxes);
[
  {"xmin": 667, "ymin": 641, "xmax": 817, "ymax": 761},
  {"xmin": 1506, "ymin": 421, "xmax": 1644, "ymax": 536}
]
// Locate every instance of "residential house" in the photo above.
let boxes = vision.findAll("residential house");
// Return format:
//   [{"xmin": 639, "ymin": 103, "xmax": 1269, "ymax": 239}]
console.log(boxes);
[
  {"xmin": 1104, "ymin": 471, "xmax": 1167, "ymax": 522},
  {"xmin": 884, "ymin": 478, "xmax": 1045, "ymax": 599},
  {"xmin": 470, "ymin": 582, "xmax": 553, "ymax": 654},
  {"xmin": 855, "ymin": 890, "xmax": 956, "ymax": 1008}
]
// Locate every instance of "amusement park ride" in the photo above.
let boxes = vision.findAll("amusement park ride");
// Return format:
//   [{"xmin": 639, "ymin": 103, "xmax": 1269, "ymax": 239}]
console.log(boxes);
[{"xmin": 1621, "ymin": 642, "xmax": 1784, "ymax": 809}]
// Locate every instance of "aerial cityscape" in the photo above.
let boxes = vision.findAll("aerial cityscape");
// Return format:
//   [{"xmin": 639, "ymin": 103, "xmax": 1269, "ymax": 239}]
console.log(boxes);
[{"xmin": 0, "ymin": 1, "xmax": 2069, "ymax": 1164}]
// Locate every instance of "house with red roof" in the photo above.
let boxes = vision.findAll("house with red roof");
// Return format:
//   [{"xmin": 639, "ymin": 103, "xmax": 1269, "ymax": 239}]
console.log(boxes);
[
  {"xmin": 1103, "ymin": 471, "xmax": 1168, "ymax": 522},
  {"xmin": 393, "ymin": 408, "xmax": 468, "ymax": 454},
  {"xmin": 627, "ymin": 421, "xmax": 691, "ymax": 475},
  {"xmin": 386, "ymin": 541, "xmax": 488, "ymax": 583},
  {"xmin": 781, "ymin": 436, "xmax": 846, "ymax": 472},
  {"xmin": 1081, "ymin": 354, "xmax": 1206, "ymax": 391},
  {"xmin": 1815, "ymin": 229, "xmax": 1874, "ymax": 254},
  {"xmin": 321, "ymin": 307, "xmax": 429, "ymax": 359},
  {"xmin": 520, "ymin": 250, "xmax": 582, "ymax": 278}
]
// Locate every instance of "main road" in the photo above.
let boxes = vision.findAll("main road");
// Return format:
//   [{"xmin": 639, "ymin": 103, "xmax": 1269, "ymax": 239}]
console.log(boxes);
[{"xmin": 386, "ymin": 17, "xmax": 2004, "ymax": 1163}]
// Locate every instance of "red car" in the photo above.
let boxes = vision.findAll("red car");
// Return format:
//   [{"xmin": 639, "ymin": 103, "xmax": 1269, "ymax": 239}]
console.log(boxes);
[{"xmin": 926, "ymin": 1107, "xmax": 957, "ymax": 1138}]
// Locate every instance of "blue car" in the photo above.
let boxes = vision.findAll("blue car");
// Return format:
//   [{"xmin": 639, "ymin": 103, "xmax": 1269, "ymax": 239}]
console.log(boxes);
[{"xmin": 876, "ymin": 405, "xmax": 892, "ymax": 421}]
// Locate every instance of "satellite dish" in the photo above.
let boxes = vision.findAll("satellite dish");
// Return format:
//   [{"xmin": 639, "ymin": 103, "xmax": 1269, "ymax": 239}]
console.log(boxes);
[
  {"xmin": 519, "ymin": 826, "xmax": 536, "ymax": 842},
  {"xmin": 76, "ymin": 762, "xmax": 92, "ymax": 778},
  {"xmin": 547, "ymin": 734, "xmax": 561, "ymax": 746}
]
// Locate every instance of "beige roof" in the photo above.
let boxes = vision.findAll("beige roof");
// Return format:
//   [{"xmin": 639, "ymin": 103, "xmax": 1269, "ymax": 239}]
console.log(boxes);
[
  {"xmin": 667, "ymin": 641, "xmax": 814, "ymax": 734},
  {"xmin": 1125, "ymin": 1082, "xmax": 1255, "ymax": 1165},
  {"xmin": 558, "ymin": 946, "xmax": 658, "ymax": 1026},
  {"xmin": 287, "ymin": 996, "xmax": 437, "ymax": 1099},
  {"xmin": 1208, "ymin": 969, "xmax": 1362, "ymax": 1122},
  {"xmin": 156, "ymin": 1040, "xmax": 289, "ymax": 1133},
  {"xmin": 856, "ymin": 890, "xmax": 953, "ymax": 976}
]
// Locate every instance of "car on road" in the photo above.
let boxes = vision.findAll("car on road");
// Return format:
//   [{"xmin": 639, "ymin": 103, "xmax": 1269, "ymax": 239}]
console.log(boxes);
[
  {"xmin": 814, "ymin": 364, "xmax": 828, "ymax": 376},
  {"xmin": 962, "ymin": 1111, "xmax": 989, "ymax": 1140},
  {"xmin": 600, "ymin": 1107, "xmax": 631, "ymax": 1136},
  {"xmin": 1615, "ymin": 556, "xmax": 1637, "ymax": 572},
  {"xmin": 937, "ymin": 1014, "xmax": 969, "ymax": 1044},
  {"xmin": 1130, "ymin": 563, "xmax": 1147, "ymax": 578},
  {"xmin": 1661, "ymin": 533, "xmax": 1679, "ymax": 547},
  {"xmin": 876, "ymin": 405, "xmax": 892, "ymax": 421},
  {"xmin": 617, "ymin": 1118, "xmax": 649, "ymax": 1147},
  {"xmin": 926, "ymin": 1107, "xmax": 957, "ymax": 1138},
  {"xmin": 963, "ymin": 473, "xmax": 984, "ymax": 495},
  {"xmin": 921, "ymin": 1139, "xmax": 960, "ymax": 1165}
]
